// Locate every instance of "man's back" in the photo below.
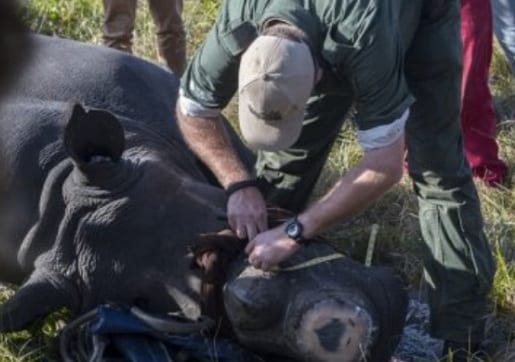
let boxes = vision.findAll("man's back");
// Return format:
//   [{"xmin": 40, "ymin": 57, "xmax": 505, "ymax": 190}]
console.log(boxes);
[
  {"xmin": 193, "ymin": 0, "xmax": 423, "ymax": 132},
  {"xmin": 214, "ymin": 0, "xmax": 422, "ymax": 51}
]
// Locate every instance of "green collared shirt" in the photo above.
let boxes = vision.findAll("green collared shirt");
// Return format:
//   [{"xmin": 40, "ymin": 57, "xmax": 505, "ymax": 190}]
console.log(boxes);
[{"xmin": 181, "ymin": 0, "xmax": 419, "ymax": 132}]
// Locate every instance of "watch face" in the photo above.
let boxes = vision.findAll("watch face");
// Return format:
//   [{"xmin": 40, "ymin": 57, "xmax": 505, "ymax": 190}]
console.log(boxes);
[
  {"xmin": 287, "ymin": 223, "xmax": 300, "ymax": 236},
  {"xmin": 286, "ymin": 219, "xmax": 303, "ymax": 240}
]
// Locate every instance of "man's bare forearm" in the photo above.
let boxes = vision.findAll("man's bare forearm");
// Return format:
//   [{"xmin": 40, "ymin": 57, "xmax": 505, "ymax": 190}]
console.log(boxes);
[
  {"xmin": 298, "ymin": 136, "xmax": 405, "ymax": 238},
  {"xmin": 176, "ymin": 104, "xmax": 251, "ymax": 188}
]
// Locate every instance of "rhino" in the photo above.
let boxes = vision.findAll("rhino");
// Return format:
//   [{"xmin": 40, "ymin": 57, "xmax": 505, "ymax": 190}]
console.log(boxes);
[{"xmin": 0, "ymin": 35, "xmax": 408, "ymax": 362}]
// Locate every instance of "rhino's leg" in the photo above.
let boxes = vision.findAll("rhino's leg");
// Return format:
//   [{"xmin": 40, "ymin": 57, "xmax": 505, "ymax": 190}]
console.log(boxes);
[{"xmin": 0, "ymin": 270, "xmax": 79, "ymax": 332}]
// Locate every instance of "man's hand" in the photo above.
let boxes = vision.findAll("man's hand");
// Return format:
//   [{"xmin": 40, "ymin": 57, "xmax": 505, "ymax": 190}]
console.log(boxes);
[
  {"xmin": 227, "ymin": 186, "xmax": 268, "ymax": 240},
  {"xmin": 245, "ymin": 225, "xmax": 300, "ymax": 271}
]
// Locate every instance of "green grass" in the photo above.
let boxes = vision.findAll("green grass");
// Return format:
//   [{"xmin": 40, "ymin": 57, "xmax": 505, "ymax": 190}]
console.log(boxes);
[{"xmin": 1, "ymin": 0, "xmax": 514, "ymax": 360}]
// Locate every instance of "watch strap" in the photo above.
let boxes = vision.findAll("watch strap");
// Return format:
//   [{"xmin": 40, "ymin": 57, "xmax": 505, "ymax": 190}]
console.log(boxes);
[{"xmin": 225, "ymin": 179, "xmax": 259, "ymax": 197}]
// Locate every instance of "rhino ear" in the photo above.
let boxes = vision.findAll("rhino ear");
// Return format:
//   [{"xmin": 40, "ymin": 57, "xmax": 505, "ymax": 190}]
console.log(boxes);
[{"xmin": 64, "ymin": 103, "xmax": 125, "ymax": 166}]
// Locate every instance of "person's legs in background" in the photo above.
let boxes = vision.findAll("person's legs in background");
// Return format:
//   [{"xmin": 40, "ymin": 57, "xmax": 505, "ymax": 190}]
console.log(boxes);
[
  {"xmin": 148, "ymin": 0, "xmax": 187, "ymax": 76},
  {"xmin": 102, "ymin": 0, "xmax": 138, "ymax": 53},
  {"xmin": 492, "ymin": 0, "xmax": 515, "ymax": 72},
  {"xmin": 405, "ymin": 1, "xmax": 495, "ymax": 360},
  {"xmin": 460, "ymin": 0, "xmax": 508, "ymax": 186}
]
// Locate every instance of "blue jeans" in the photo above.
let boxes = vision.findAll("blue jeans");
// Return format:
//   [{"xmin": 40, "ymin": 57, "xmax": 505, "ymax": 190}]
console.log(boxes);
[{"xmin": 493, "ymin": 0, "xmax": 515, "ymax": 71}]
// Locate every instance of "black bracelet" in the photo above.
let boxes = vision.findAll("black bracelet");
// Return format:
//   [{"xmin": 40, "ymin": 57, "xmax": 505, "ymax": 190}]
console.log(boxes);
[{"xmin": 225, "ymin": 179, "xmax": 259, "ymax": 197}]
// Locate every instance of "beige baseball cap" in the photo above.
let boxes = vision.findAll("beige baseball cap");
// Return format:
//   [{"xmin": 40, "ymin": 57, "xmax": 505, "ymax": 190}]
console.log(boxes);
[{"xmin": 238, "ymin": 35, "xmax": 315, "ymax": 151}]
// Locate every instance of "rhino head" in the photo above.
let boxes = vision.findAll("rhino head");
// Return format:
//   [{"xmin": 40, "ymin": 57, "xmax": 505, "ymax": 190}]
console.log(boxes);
[{"xmin": 0, "ymin": 103, "xmax": 228, "ymax": 332}]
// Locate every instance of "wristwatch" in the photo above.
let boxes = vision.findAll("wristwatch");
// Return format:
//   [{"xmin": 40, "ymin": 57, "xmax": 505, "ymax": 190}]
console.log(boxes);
[{"xmin": 285, "ymin": 216, "xmax": 306, "ymax": 244}]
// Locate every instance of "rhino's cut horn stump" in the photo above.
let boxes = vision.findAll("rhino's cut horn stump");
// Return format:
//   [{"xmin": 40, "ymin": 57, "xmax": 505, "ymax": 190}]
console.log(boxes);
[
  {"xmin": 225, "ymin": 271, "xmax": 378, "ymax": 362},
  {"xmin": 292, "ymin": 298, "xmax": 374, "ymax": 362}
]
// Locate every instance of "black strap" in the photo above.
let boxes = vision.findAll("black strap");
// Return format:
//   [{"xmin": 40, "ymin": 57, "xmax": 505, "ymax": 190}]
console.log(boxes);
[{"xmin": 225, "ymin": 179, "xmax": 259, "ymax": 197}]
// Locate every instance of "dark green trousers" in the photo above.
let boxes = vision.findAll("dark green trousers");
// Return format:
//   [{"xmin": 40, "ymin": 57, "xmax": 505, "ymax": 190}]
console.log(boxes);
[{"xmin": 255, "ymin": 0, "xmax": 495, "ymax": 342}]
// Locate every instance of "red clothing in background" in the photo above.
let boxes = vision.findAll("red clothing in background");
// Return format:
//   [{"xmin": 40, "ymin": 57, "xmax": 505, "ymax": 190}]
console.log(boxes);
[{"xmin": 460, "ymin": 0, "xmax": 507, "ymax": 186}]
